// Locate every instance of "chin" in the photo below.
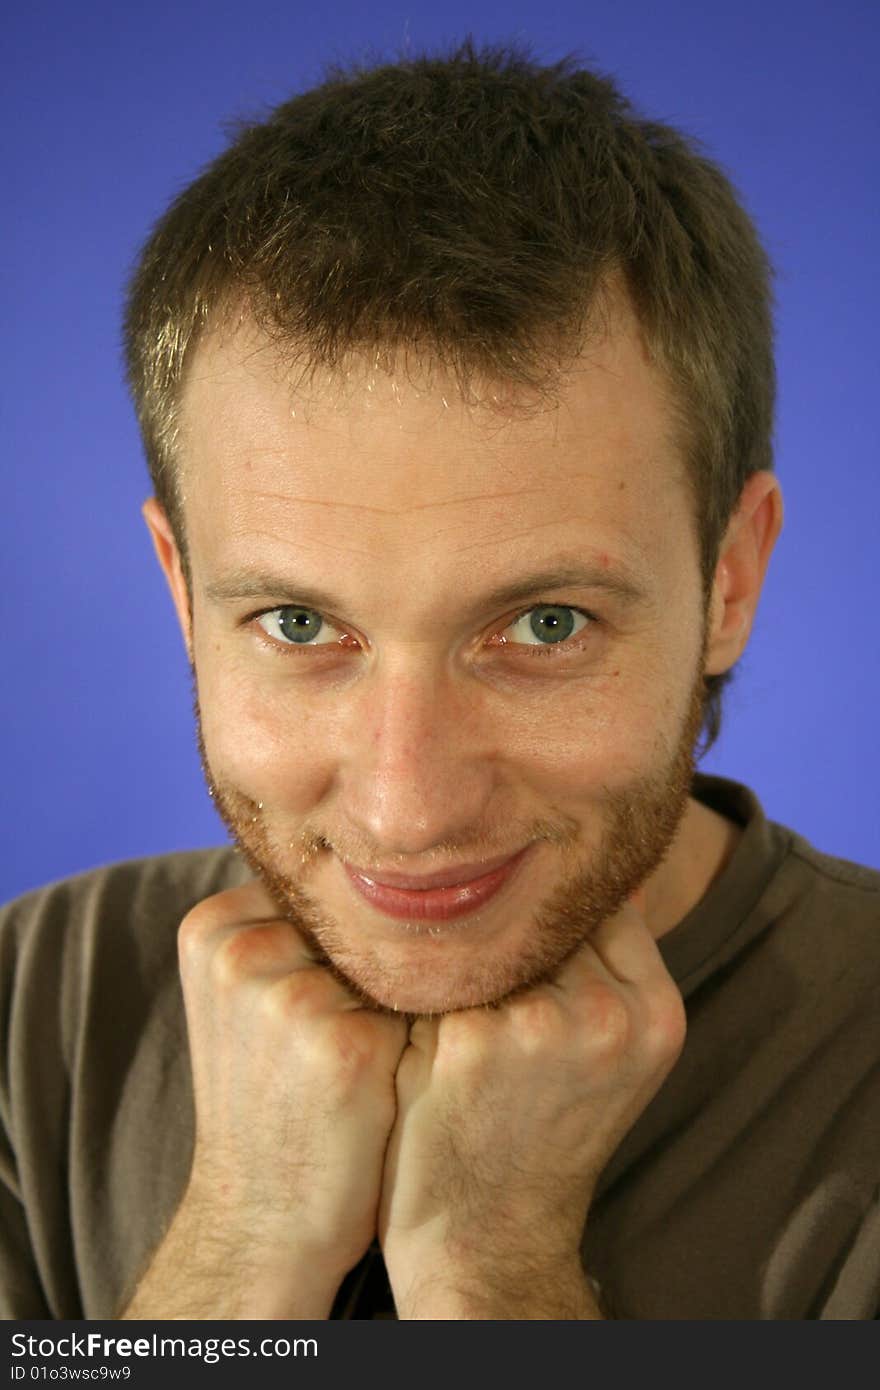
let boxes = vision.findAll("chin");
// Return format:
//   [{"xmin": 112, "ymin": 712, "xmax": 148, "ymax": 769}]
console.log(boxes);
[
  {"xmin": 319, "ymin": 929, "xmax": 563, "ymax": 1017},
  {"xmin": 352, "ymin": 973, "xmax": 520, "ymax": 1017}
]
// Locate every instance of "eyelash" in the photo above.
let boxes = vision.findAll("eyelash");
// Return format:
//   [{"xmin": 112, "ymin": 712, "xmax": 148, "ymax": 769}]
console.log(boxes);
[
  {"xmin": 248, "ymin": 603, "xmax": 598, "ymax": 659},
  {"xmin": 489, "ymin": 605, "xmax": 597, "ymax": 657}
]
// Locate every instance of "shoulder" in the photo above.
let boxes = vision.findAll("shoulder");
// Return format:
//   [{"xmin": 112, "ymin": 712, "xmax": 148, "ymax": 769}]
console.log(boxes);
[
  {"xmin": 782, "ymin": 830, "xmax": 880, "ymax": 900},
  {"xmin": 0, "ymin": 846, "xmax": 250, "ymax": 945},
  {"xmin": 0, "ymin": 848, "xmax": 252, "ymax": 1047},
  {"xmin": 766, "ymin": 827, "xmax": 880, "ymax": 993},
  {"xmin": 691, "ymin": 771, "xmax": 879, "ymax": 959}
]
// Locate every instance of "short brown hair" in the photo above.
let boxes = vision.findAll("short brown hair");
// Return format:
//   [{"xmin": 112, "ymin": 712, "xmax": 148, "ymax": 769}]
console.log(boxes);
[{"xmin": 123, "ymin": 37, "xmax": 776, "ymax": 758}]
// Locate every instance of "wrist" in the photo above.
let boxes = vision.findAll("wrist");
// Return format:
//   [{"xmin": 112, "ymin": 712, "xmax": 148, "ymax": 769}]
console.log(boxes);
[{"xmin": 386, "ymin": 1240, "xmax": 602, "ymax": 1320}]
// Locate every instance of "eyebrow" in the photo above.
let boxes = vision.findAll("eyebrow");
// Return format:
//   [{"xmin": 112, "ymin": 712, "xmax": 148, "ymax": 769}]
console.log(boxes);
[{"xmin": 204, "ymin": 559, "xmax": 650, "ymax": 615}]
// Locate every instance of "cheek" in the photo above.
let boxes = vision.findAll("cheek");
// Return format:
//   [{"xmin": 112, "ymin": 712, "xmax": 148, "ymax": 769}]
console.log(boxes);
[
  {"xmin": 496, "ymin": 671, "xmax": 680, "ymax": 795},
  {"xmin": 195, "ymin": 660, "xmax": 338, "ymax": 813},
  {"xmin": 511, "ymin": 706, "xmax": 661, "ymax": 806}
]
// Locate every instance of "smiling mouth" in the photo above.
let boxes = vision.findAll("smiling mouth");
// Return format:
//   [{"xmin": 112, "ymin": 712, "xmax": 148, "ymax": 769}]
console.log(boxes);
[{"xmin": 341, "ymin": 846, "xmax": 532, "ymax": 921}]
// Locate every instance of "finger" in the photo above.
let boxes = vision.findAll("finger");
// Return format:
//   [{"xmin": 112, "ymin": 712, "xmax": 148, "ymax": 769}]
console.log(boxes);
[
  {"xmin": 216, "ymin": 919, "xmax": 325, "ymax": 979},
  {"xmin": 406, "ymin": 1016, "xmax": 440, "ymax": 1057},
  {"xmin": 588, "ymin": 898, "xmax": 671, "ymax": 986},
  {"xmin": 392, "ymin": 1019, "xmax": 439, "ymax": 1104},
  {"xmin": 179, "ymin": 880, "xmax": 320, "ymax": 977},
  {"xmin": 549, "ymin": 896, "xmax": 660, "ymax": 997},
  {"xmin": 202, "ymin": 876, "xmax": 293, "ymax": 926}
]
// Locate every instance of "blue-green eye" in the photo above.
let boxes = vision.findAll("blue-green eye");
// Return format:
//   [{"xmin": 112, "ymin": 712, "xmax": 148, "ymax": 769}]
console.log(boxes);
[
  {"xmin": 504, "ymin": 605, "xmax": 591, "ymax": 648},
  {"xmin": 256, "ymin": 607, "xmax": 345, "ymax": 646}
]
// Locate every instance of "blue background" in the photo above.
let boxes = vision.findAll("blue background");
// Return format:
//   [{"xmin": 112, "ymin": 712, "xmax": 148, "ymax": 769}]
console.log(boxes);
[{"xmin": 2, "ymin": 0, "xmax": 878, "ymax": 903}]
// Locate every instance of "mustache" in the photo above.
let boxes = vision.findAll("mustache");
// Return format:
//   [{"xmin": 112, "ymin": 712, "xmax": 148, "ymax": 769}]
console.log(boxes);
[{"xmin": 255, "ymin": 817, "xmax": 581, "ymax": 875}]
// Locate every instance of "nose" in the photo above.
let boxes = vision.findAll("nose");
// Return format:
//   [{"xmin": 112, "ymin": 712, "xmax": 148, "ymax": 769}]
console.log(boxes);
[{"xmin": 336, "ymin": 657, "xmax": 499, "ymax": 859}]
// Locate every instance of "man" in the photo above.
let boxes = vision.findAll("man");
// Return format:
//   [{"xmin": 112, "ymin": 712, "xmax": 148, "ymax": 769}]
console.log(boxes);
[{"xmin": 1, "ymin": 41, "xmax": 877, "ymax": 1321}]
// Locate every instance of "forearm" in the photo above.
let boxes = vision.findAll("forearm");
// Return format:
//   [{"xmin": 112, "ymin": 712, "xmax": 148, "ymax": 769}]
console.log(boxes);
[{"xmin": 119, "ymin": 1194, "xmax": 342, "ymax": 1321}]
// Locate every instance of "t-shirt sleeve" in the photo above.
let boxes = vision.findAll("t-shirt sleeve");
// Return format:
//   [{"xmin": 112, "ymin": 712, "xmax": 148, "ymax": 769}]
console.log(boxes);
[
  {"xmin": 0, "ymin": 891, "xmax": 55, "ymax": 1318},
  {"xmin": 0, "ymin": 1134, "xmax": 52, "ymax": 1318},
  {"xmin": 0, "ymin": 875, "xmax": 93, "ymax": 1319},
  {"xmin": 818, "ymin": 1190, "xmax": 880, "ymax": 1319},
  {"xmin": 0, "ymin": 849, "xmax": 243, "ymax": 1320}
]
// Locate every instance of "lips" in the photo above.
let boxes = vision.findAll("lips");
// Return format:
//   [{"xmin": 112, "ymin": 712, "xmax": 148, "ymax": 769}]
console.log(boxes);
[{"xmin": 342, "ymin": 846, "xmax": 531, "ymax": 921}]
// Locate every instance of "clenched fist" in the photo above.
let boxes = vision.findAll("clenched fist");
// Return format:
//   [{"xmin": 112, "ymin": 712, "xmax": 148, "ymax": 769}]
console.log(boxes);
[
  {"xmin": 122, "ymin": 879, "xmax": 408, "ymax": 1320},
  {"xmin": 377, "ymin": 896, "xmax": 686, "ymax": 1319}
]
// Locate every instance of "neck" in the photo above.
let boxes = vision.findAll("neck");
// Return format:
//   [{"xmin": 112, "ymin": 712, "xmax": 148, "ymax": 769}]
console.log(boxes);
[{"xmin": 645, "ymin": 795, "xmax": 742, "ymax": 941}]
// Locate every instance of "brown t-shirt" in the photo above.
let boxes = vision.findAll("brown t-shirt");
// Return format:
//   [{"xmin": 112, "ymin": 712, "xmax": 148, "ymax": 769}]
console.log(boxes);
[{"xmin": 1, "ymin": 774, "xmax": 878, "ymax": 1320}]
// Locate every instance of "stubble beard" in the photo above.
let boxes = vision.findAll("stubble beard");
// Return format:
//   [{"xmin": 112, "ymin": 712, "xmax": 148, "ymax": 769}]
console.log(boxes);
[{"xmin": 193, "ymin": 670, "xmax": 707, "ymax": 1016}]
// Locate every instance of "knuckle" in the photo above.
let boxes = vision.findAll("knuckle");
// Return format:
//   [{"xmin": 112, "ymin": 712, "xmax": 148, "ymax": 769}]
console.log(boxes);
[
  {"xmin": 300, "ymin": 1013, "xmax": 394, "ymax": 1093},
  {"xmin": 433, "ymin": 1009, "xmax": 493, "ymax": 1076},
  {"xmin": 261, "ymin": 968, "xmax": 327, "ymax": 1022},
  {"xmin": 323, "ymin": 1013, "xmax": 385, "ymax": 1072},
  {"xmin": 438, "ymin": 1007, "xmax": 492, "ymax": 1058},
  {"xmin": 210, "ymin": 930, "xmax": 255, "ymax": 989},
  {"xmin": 506, "ymin": 990, "xmax": 565, "ymax": 1048},
  {"xmin": 177, "ymin": 884, "xmax": 287, "ymax": 970},
  {"xmin": 644, "ymin": 987, "xmax": 688, "ymax": 1062},
  {"xmin": 210, "ymin": 922, "xmax": 291, "ymax": 989},
  {"xmin": 583, "ymin": 985, "xmax": 632, "ymax": 1055},
  {"xmin": 177, "ymin": 898, "xmax": 226, "ymax": 963}
]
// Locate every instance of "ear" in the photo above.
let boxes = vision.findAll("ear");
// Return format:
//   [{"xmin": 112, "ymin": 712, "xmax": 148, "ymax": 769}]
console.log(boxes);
[
  {"xmin": 703, "ymin": 471, "xmax": 784, "ymax": 677},
  {"xmin": 142, "ymin": 497, "xmax": 193, "ymax": 662}
]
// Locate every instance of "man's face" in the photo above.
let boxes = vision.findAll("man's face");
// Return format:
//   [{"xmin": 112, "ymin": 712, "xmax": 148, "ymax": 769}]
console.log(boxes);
[{"xmin": 168, "ymin": 290, "xmax": 712, "ymax": 1014}]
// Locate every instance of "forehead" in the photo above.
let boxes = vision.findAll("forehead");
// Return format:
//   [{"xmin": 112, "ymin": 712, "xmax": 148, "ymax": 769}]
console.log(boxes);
[{"xmin": 177, "ymin": 292, "xmax": 692, "ymax": 590}]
